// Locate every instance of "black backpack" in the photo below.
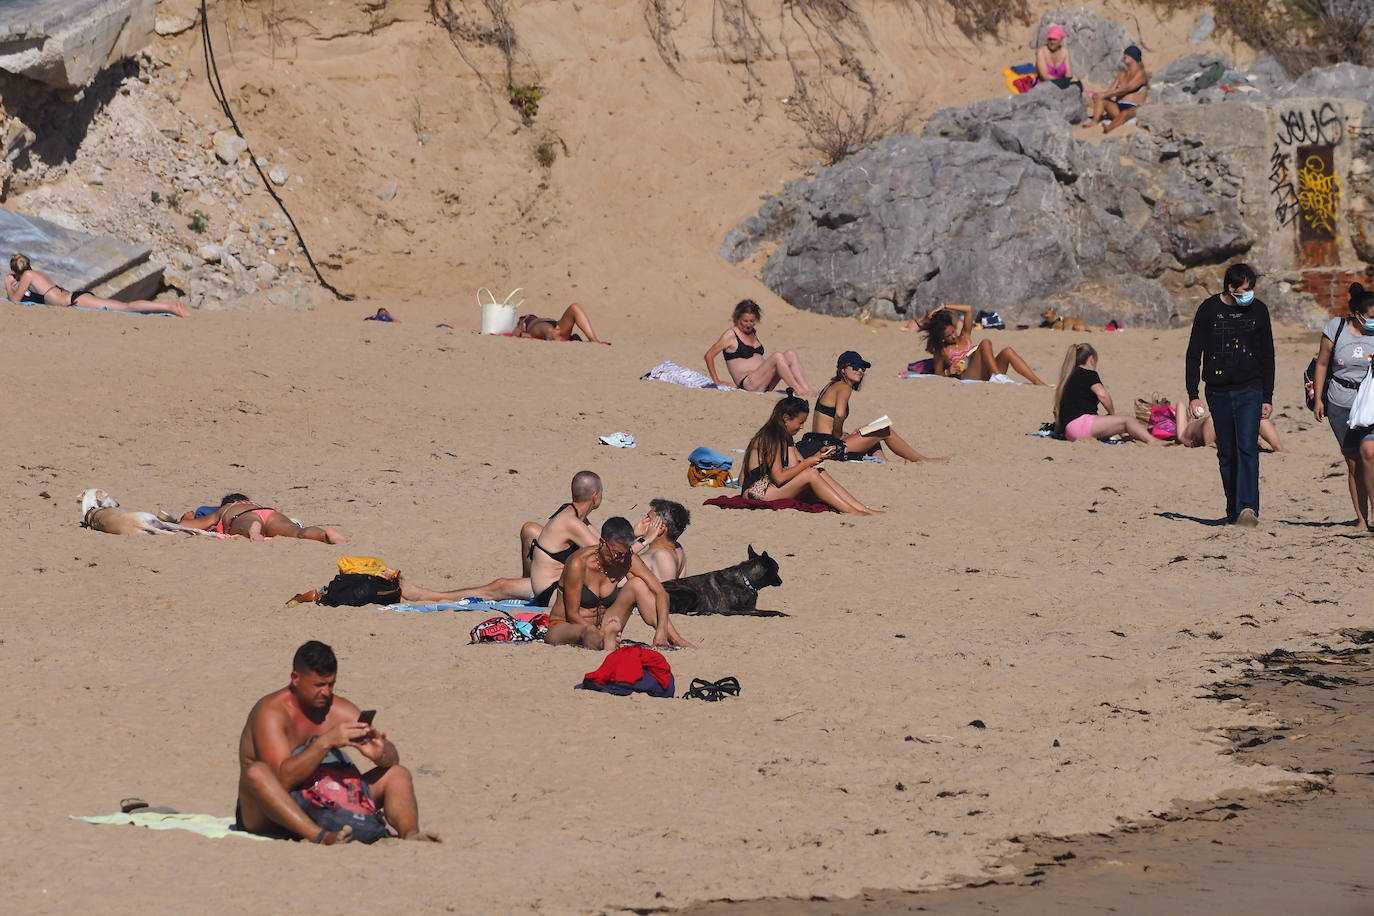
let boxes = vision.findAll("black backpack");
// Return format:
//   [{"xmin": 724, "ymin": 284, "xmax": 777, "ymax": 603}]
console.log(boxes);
[
  {"xmin": 317, "ymin": 573, "xmax": 402, "ymax": 607},
  {"xmin": 1305, "ymin": 319, "xmax": 1347, "ymax": 410}
]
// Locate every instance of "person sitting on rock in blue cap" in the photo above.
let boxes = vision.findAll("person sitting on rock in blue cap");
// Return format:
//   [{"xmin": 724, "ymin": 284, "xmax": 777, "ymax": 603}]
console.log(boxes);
[
  {"xmin": 800, "ymin": 351, "xmax": 947, "ymax": 463},
  {"xmin": 1083, "ymin": 45, "xmax": 1148, "ymax": 134}
]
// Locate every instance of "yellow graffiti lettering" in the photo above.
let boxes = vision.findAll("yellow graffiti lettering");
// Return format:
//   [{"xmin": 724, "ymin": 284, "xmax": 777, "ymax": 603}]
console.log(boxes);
[{"xmin": 1296, "ymin": 154, "xmax": 1342, "ymax": 235}]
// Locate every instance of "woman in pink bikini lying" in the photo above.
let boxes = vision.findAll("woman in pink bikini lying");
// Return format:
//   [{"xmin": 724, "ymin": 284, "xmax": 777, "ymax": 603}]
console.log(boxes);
[
  {"xmin": 924, "ymin": 304, "xmax": 1047, "ymax": 385},
  {"xmin": 180, "ymin": 493, "xmax": 347, "ymax": 543}
]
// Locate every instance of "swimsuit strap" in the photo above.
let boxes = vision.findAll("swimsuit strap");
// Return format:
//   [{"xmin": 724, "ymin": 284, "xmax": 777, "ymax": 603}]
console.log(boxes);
[{"xmin": 814, "ymin": 382, "xmax": 838, "ymax": 418}]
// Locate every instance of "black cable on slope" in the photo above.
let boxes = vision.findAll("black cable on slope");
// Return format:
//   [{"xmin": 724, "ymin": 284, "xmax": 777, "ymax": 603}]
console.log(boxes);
[{"xmin": 199, "ymin": 0, "xmax": 353, "ymax": 300}]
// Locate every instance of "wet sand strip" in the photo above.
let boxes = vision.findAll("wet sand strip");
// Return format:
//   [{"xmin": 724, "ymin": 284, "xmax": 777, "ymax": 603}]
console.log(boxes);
[{"xmin": 676, "ymin": 632, "xmax": 1374, "ymax": 916}]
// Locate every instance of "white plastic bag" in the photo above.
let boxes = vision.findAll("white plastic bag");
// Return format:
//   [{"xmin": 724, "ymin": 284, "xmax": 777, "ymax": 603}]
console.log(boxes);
[{"xmin": 1348, "ymin": 361, "xmax": 1374, "ymax": 428}]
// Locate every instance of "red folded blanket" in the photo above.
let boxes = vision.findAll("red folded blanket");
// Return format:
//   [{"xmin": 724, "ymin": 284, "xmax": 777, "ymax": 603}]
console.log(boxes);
[{"xmin": 703, "ymin": 495, "xmax": 836, "ymax": 513}]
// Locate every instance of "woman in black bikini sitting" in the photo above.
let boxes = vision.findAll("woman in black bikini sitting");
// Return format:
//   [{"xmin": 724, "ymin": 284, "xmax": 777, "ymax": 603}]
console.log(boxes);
[
  {"xmin": 805, "ymin": 351, "xmax": 942, "ymax": 463},
  {"xmin": 5, "ymin": 253, "xmax": 188, "ymax": 316},
  {"xmin": 740, "ymin": 396, "xmax": 881, "ymax": 515},
  {"xmin": 544, "ymin": 518, "xmax": 669, "ymax": 650},
  {"xmin": 704, "ymin": 299, "xmax": 819, "ymax": 397},
  {"xmin": 512, "ymin": 302, "xmax": 607, "ymax": 343}
]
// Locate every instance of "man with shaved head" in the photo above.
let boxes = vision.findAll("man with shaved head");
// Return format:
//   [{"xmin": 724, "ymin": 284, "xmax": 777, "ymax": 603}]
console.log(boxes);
[{"xmin": 400, "ymin": 471, "xmax": 603, "ymax": 605}]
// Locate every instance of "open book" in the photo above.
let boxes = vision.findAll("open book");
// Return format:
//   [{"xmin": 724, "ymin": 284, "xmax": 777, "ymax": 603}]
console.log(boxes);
[{"xmin": 858, "ymin": 415, "xmax": 891, "ymax": 436}]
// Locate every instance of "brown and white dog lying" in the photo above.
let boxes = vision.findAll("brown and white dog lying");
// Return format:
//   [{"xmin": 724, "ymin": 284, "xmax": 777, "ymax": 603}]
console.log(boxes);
[
  {"xmin": 80, "ymin": 489, "xmax": 212, "ymax": 536},
  {"xmin": 1041, "ymin": 308, "xmax": 1092, "ymax": 332}
]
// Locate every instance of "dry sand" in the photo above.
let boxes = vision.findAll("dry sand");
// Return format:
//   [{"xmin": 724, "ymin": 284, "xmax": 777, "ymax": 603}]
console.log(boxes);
[
  {"xmin": 4, "ymin": 1, "xmax": 1364, "ymax": 914},
  {"xmin": 6, "ymin": 308, "xmax": 1369, "ymax": 914}
]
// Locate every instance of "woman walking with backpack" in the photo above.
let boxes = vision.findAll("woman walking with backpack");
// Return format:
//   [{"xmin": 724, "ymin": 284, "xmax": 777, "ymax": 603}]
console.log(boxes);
[{"xmin": 1310, "ymin": 283, "xmax": 1374, "ymax": 529}]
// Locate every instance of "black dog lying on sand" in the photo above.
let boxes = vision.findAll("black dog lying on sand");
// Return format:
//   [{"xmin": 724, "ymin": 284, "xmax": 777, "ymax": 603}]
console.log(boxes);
[{"xmin": 663, "ymin": 546, "xmax": 785, "ymax": 616}]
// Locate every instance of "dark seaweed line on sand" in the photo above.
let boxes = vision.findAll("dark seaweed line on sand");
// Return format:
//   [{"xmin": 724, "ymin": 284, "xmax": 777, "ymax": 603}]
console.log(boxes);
[{"xmin": 659, "ymin": 628, "xmax": 1374, "ymax": 916}]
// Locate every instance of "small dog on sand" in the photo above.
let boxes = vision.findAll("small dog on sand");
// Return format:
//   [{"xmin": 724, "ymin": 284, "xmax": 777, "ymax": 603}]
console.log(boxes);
[
  {"xmin": 1041, "ymin": 308, "xmax": 1091, "ymax": 332},
  {"xmin": 663, "ymin": 546, "xmax": 785, "ymax": 616},
  {"xmin": 80, "ymin": 489, "xmax": 213, "ymax": 536}
]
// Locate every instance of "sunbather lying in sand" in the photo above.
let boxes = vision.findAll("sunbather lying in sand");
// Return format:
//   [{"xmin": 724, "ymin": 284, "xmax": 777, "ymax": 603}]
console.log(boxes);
[
  {"xmin": 513, "ymin": 302, "xmax": 607, "ymax": 343},
  {"xmin": 545, "ymin": 518, "xmax": 669, "ymax": 650},
  {"xmin": 5, "ymin": 253, "xmax": 188, "ymax": 316},
  {"xmin": 179, "ymin": 493, "xmax": 347, "ymax": 543},
  {"xmin": 398, "ymin": 471, "xmax": 603, "ymax": 605},
  {"xmin": 1174, "ymin": 395, "xmax": 1284, "ymax": 452}
]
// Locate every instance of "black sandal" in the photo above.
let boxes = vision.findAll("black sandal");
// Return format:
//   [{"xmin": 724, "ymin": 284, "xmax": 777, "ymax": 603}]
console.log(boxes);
[{"xmin": 683, "ymin": 676, "xmax": 741, "ymax": 701}]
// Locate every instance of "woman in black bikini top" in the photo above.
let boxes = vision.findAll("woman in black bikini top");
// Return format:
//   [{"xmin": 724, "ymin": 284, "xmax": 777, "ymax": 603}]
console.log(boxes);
[
  {"xmin": 738, "ymin": 396, "xmax": 880, "ymax": 515},
  {"xmin": 543, "ymin": 518, "xmax": 647, "ymax": 650},
  {"xmin": 702, "ymin": 298, "xmax": 820, "ymax": 396},
  {"xmin": 4, "ymin": 252, "xmax": 188, "ymax": 316},
  {"xmin": 801, "ymin": 351, "xmax": 942, "ymax": 464}
]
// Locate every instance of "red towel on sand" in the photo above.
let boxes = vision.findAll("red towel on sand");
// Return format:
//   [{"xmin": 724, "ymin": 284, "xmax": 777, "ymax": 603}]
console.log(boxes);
[
  {"xmin": 583, "ymin": 646, "xmax": 673, "ymax": 690},
  {"xmin": 703, "ymin": 495, "xmax": 836, "ymax": 513}
]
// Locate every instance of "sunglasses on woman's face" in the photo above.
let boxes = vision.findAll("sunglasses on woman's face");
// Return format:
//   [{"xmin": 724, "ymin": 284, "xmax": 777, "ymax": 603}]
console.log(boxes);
[{"xmin": 600, "ymin": 540, "xmax": 632, "ymax": 561}]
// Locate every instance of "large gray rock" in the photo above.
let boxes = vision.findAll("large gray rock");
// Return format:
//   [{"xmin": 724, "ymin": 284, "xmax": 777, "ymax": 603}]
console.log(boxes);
[
  {"xmin": 732, "ymin": 136, "xmax": 1088, "ymax": 321},
  {"xmin": 924, "ymin": 82, "xmax": 1085, "ymax": 143},
  {"xmin": 0, "ymin": 0, "xmax": 156, "ymax": 90},
  {"xmin": 1030, "ymin": 7, "xmax": 1136, "ymax": 85}
]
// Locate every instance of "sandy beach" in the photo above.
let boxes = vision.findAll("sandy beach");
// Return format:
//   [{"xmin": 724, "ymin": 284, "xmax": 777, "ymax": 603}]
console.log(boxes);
[
  {"xmin": 5, "ymin": 303, "xmax": 1371, "ymax": 914},
  {"xmin": 3, "ymin": 0, "xmax": 1370, "ymax": 912}
]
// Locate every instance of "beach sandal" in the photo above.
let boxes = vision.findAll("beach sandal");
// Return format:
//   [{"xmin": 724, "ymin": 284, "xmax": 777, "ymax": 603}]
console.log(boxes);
[
  {"xmin": 683, "ymin": 676, "xmax": 741, "ymax": 701},
  {"xmin": 286, "ymin": 589, "xmax": 322, "ymax": 607},
  {"xmin": 120, "ymin": 797, "xmax": 179, "ymax": 814}
]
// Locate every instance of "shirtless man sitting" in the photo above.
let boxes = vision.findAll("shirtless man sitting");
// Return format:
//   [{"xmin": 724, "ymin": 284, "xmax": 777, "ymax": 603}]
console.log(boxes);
[
  {"xmin": 618, "ymin": 499, "xmax": 693, "ymax": 647},
  {"xmin": 235, "ymin": 640, "xmax": 433, "ymax": 843},
  {"xmin": 398, "ymin": 471, "xmax": 602, "ymax": 605},
  {"xmin": 545, "ymin": 518, "xmax": 670, "ymax": 651},
  {"xmin": 1083, "ymin": 45, "xmax": 1149, "ymax": 134}
]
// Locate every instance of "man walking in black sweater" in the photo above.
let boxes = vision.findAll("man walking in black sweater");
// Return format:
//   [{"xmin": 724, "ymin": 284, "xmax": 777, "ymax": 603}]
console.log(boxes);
[{"xmin": 1185, "ymin": 262, "xmax": 1276, "ymax": 527}]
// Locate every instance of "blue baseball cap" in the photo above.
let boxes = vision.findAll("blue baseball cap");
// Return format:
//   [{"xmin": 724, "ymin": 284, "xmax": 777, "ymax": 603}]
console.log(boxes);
[{"xmin": 837, "ymin": 350, "xmax": 871, "ymax": 370}]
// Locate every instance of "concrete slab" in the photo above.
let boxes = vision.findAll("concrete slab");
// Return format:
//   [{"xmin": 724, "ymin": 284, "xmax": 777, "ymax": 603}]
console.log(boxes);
[
  {"xmin": 0, "ymin": 0, "xmax": 156, "ymax": 89},
  {"xmin": 0, "ymin": 207, "xmax": 160, "ymax": 299}
]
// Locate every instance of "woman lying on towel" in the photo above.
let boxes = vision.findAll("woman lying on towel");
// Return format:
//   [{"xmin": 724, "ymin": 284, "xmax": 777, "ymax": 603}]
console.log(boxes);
[
  {"xmin": 740, "ymin": 396, "xmax": 881, "ymax": 515},
  {"xmin": 805, "ymin": 350, "xmax": 944, "ymax": 463},
  {"xmin": 924, "ymin": 304, "xmax": 1046, "ymax": 385},
  {"xmin": 1053, "ymin": 343, "xmax": 1160, "ymax": 444},
  {"xmin": 178, "ymin": 493, "xmax": 348, "ymax": 543},
  {"xmin": 512, "ymin": 302, "xmax": 608, "ymax": 343},
  {"xmin": 5, "ymin": 253, "xmax": 188, "ymax": 316}
]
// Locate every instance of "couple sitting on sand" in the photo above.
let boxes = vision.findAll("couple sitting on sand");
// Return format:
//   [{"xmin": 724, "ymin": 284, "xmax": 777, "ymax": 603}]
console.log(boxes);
[{"xmin": 400, "ymin": 471, "xmax": 692, "ymax": 648}]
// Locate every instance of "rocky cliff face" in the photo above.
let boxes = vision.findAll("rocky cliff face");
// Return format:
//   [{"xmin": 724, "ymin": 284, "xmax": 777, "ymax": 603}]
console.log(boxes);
[{"xmin": 723, "ymin": 10, "xmax": 1374, "ymax": 328}]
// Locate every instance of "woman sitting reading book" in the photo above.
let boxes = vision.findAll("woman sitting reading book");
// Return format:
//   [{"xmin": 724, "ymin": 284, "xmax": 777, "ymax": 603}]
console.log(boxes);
[{"xmin": 799, "ymin": 351, "xmax": 944, "ymax": 463}]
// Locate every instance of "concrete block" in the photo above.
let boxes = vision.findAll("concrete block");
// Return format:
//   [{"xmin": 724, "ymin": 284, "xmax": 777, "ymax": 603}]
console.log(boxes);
[
  {"xmin": 0, "ymin": 206, "xmax": 161, "ymax": 298},
  {"xmin": 0, "ymin": 0, "xmax": 157, "ymax": 89}
]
